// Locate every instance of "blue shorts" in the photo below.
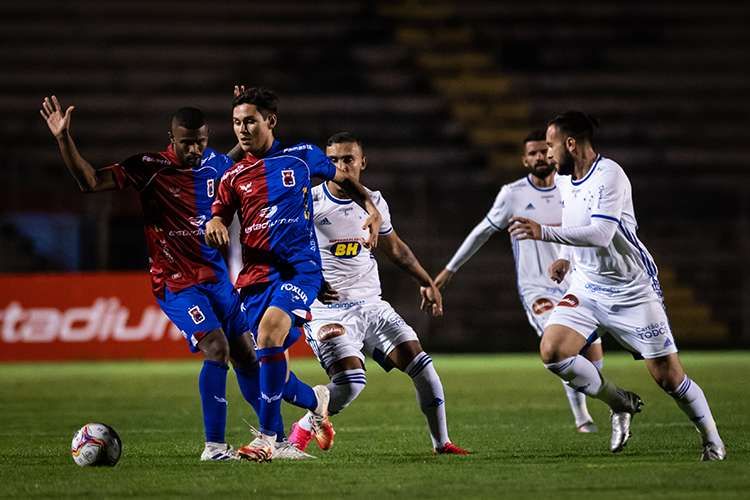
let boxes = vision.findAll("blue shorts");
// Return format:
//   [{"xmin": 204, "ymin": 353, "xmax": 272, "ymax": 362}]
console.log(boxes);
[
  {"xmin": 157, "ymin": 279, "xmax": 250, "ymax": 353},
  {"xmin": 240, "ymin": 270, "xmax": 322, "ymax": 351}
]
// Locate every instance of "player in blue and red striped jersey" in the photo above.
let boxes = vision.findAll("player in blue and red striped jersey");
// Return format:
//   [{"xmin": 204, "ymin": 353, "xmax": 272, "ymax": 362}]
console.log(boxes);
[
  {"xmin": 205, "ymin": 87, "xmax": 385, "ymax": 462},
  {"xmin": 40, "ymin": 95, "xmax": 268, "ymax": 461}
]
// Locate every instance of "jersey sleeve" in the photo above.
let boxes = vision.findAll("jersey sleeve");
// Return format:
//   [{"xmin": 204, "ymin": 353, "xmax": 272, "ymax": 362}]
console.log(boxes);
[
  {"xmin": 307, "ymin": 145, "xmax": 337, "ymax": 180},
  {"xmin": 485, "ymin": 186, "xmax": 513, "ymax": 230},
  {"xmin": 211, "ymin": 172, "xmax": 239, "ymax": 223},
  {"xmin": 373, "ymin": 191, "xmax": 394, "ymax": 235},
  {"xmin": 101, "ymin": 153, "xmax": 154, "ymax": 191},
  {"xmin": 591, "ymin": 165, "xmax": 628, "ymax": 223}
]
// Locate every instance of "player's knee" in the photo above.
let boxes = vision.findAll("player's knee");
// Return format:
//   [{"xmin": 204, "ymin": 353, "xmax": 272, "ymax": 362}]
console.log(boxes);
[
  {"xmin": 199, "ymin": 330, "xmax": 230, "ymax": 363},
  {"xmin": 539, "ymin": 337, "xmax": 562, "ymax": 364},
  {"xmin": 258, "ymin": 309, "xmax": 291, "ymax": 346}
]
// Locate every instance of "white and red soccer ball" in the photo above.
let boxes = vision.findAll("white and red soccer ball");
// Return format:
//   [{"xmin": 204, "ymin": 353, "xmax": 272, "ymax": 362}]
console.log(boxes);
[{"xmin": 71, "ymin": 423, "xmax": 122, "ymax": 467}]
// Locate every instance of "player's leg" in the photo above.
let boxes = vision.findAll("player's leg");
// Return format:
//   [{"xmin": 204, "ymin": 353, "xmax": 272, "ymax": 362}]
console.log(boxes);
[
  {"xmin": 158, "ymin": 287, "xmax": 235, "ymax": 461},
  {"xmin": 570, "ymin": 339, "xmax": 604, "ymax": 432},
  {"xmin": 644, "ymin": 352, "xmax": 725, "ymax": 460}
]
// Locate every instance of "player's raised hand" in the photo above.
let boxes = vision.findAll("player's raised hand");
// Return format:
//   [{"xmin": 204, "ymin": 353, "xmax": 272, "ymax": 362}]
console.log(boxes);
[
  {"xmin": 40, "ymin": 95, "xmax": 74, "ymax": 139},
  {"xmin": 233, "ymin": 85, "xmax": 247, "ymax": 97},
  {"xmin": 548, "ymin": 259, "xmax": 571, "ymax": 284},
  {"xmin": 362, "ymin": 210, "xmax": 382, "ymax": 249},
  {"xmin": 317, "ymin": 280, "xmax": 340, "ymax": 304},
  {"xmin": 205, "ymin": 217, "xmax": 229, "ymax": 248},
  {"xmin": 434, "ymin": 269, "xmax": 454, "ymax": 291},
  {"xmin": 420, "ymin": 283, "xmax": 444, "ymax": 317},
  {"xmin": 509, "ymin": 216, "xmax": 542, "ymax": 240}
]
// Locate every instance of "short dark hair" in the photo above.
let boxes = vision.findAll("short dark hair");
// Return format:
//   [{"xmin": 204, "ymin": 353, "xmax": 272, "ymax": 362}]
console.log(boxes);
[
  {"xmin": 548, "ymin": 111, "xmax": 599, "ymax": 144},
  {"xmin": 232, "ymin": 87, "xmax": 279, "ymax": 118},
  {"xmin": 171, "ymin": 107, "xmax": 205, "ymax": 130},
  {"xmin": 326, "ymin": 131, "xmax": 363, "ymax": 149},
  {"xmin": 523, "ymin": 129, "xmax": 546, "ymax": 145}
]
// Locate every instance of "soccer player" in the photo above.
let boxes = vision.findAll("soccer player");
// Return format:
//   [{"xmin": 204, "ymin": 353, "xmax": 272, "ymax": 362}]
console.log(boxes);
[
  {"xmin": 206, "ymin": 88, "xmax": 383, "ymax": 462},
  {"xmin": 286, "ymin": 132, "xmax": 468, "ymax": 455},
  {"xmin": 434, "ymin": 130, "xmax": 603, "ymax": 433},
  {"xmin": 509, "ymin": 111, "xmax": 726, "ymax": 460},
  {"xmin": 40, "ymin": 95, "xmax": 266, "ymax": 461}
]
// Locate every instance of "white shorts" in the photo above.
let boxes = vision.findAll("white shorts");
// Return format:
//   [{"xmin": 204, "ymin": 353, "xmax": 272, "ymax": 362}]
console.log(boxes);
[
  {"xmin": 304, "ymin": 299, "xmax": 419, "ymax": 371},
  {"xmin": 522, "ymin": 292, "xmax": 602, "ymax": 345},
  {"xmin": 546, "ymin": 288, "xmax": 678, "ymax": 359}
]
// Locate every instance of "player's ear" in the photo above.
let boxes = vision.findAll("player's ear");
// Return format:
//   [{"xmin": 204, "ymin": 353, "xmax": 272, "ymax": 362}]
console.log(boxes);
[
  {"xmin": 565, "ymin": 136, "xmax": 576, "ymax": 153},
  {"xmin": 267, "ymin": 113, "xmax": 278, "ymax": 130},
  {"xmin": 361, "ymin": 155, "xmax": 367, "ymax": 171}
]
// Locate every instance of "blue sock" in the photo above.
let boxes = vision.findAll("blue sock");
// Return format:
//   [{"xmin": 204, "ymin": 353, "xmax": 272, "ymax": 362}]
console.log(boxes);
[
  {"xmin": 199, "ymin": 360, "xmax": 228, "ymax": 443},
  {"xmin": 236, "ymin": 362, "xmax": 286, "ymax": 441},
  {"xmin": 283, "ymin": 371, "xmax": 317, "ymax": 411},
  {"xmin": 257, "ymin": 346, "xmax": 287, "ymax": 437}
]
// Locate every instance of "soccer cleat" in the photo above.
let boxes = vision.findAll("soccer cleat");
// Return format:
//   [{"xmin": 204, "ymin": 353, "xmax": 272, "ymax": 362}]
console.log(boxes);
[
  {"xmin": 273, "ymin": 440, "xmax": 317, "ymax": 460},
  {"xmin": 310, "ymin": 415, "xmax": 336, "ymax": 451},
  {"xmin": 200, "ymin": 443, "xmax": 238, "ymax": 461},
  {"xmin": 576, "ymin": 421, "xmax": 599, "ymax": 433},
  {"xmin": 435, "ymin": 442, "xmax": 470, "ymax": 455},
  {"xmin": 700, "ymin": 441, "xmax": 726, "ymax": 461},
  {"xmin": 609, "ymin": 390, "xmax": 644, "ymax": 453},
  {"xmin": 237, "ymin": 432, "xmax": 275, "ymax": 463},
  {"xmin": 312, "ymin": 385, "xmax": 330, "ymax": 418},
  {"xmin": 288, "ymin": 421, "xmax": 314, "ymax": 452}
]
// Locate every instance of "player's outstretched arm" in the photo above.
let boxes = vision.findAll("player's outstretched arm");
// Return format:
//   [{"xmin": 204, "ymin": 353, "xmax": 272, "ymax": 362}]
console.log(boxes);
[
  {"xmin": 205, "ymin": 216, "xmax": 230, "ymax": 248},
  {"xmin": 39, "ymin": 95, "xmax": 117, "ymax": 192},
  {"xmin": 378, "ymin": 231, "xmax": 443, "ymax": 317},
  {"xmin": 331, "ymin": 170, "xmax": 382, "ymax": 248},
  {"xmin": 509, "ymin": 216, "xmax": 616, "ymax": 248}
]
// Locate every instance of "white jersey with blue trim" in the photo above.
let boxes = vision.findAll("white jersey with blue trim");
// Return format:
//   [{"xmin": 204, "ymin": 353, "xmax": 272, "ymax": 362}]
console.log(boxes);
[
  {"xmin": 486, "ymin": 176, "xmax": 570, "ymax": 299},
  {"xmin": 557, "ymin": 156, "xmax": 661, "ymax": 305},
  {"xmin": 310, "ymin": 182, "xmax": 394, "ymax": 304}
]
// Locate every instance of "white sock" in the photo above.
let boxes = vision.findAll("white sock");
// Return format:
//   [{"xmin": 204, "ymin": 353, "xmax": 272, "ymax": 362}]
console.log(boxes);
[
  {"xmin": 562, "ymin": 358, "xmax": 601, "ymax": 427},
  {"xmin": 545, "ymin": 355, "xmax": 625, "ymax": 411},
  {"xmin": 406, "ymin": 352, "xmax": 449, "ymax": 448},
  {"xmin": 669, "ymin": 376, "xmax": 722, "ymax": 445},
  {"xmin": 297, "ymin": 368, "xmax": 367, "ymax": 431}
]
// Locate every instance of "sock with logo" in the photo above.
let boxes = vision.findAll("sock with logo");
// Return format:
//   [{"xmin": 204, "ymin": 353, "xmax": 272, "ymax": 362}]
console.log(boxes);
[
  {"xmin": 668, "ymin": 376, "xmax": 722, "ymax": 445},
  {"xmin": 545, "ymin": 355, "xmax": 627, "ymax": 411},
  {"xmin": 235, "ymin": 359, "xmax": 287, "ymax": 441},
  {"xmin": 406, "ymin": 352, "xmax": 449, "ymax": 449},
  {"xmin": 257, "ymin": 346, "xmax": 286, "ymax": 438},
  {"xmin": 199, "ymin": 360, "xmax": 229, "ymax": 443},
  {"xmin": 283, "ymin": 371, "xmax": 317, "ymax": 411}
]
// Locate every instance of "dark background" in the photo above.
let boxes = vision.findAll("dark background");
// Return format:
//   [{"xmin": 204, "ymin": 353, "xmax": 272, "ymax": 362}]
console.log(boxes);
[{"xmin": 1, "ymin": 0, "xmax": 748, "ymax": 352}]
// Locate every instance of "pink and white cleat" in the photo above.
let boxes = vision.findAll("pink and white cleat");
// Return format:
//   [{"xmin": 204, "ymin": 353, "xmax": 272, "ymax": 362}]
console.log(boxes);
[
  {"xmin": 435, "ymin": 442, "xmax": 470, "ymax": 455},
  {"xmin": 288, "ymin": 421, "xmax": 314, "ymax": 452},
  {"xmin": 311, "ymin": 415, "xmax": 336, "ymax": 451}
]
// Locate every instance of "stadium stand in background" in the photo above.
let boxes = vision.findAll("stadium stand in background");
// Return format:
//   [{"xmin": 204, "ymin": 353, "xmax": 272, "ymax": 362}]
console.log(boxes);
[{"xmin": 1, "ymin": 0, "xmax": 748, "ymax": 351}]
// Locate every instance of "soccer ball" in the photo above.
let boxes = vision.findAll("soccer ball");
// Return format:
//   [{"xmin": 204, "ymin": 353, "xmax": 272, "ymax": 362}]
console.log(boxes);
[{"xmin": 71, "ymin": 423, "xmax": 122, "ymax": 467}]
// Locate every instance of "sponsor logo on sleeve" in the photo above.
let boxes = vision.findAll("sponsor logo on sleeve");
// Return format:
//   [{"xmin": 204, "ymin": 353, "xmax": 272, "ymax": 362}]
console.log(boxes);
[{"xmin": 532, "ymin": 298, "xmax": 555, "ymax": 315}]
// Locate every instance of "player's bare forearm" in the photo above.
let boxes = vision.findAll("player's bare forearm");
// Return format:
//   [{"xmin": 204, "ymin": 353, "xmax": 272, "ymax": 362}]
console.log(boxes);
[
  {"xmin": 380, "ymin": 233, "xmax": 432, "ymax": 287},
  {"xmin": 57, "ymin": 130, "xmax": 116, "ymax": 192}
]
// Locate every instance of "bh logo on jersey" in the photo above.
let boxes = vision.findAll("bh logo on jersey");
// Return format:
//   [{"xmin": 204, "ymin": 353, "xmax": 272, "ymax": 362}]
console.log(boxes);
[
  {"xmin": 331, "ymin": 241, "xmax": 361, "ymax": 259},
  {"xmin": 281, "ymin": 169, "xmax": 295, "ymax": 187}
]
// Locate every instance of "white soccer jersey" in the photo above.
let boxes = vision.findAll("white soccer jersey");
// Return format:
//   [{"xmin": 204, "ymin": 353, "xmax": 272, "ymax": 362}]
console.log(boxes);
[
  {"xmin": 557, "ymin": 156, "xmax": 661, "ymax": 305},
  {"xmin": 464, "ymin": 175, "xmax": 569, "ymax": 299},
  {"xmin": 311, "ymin": 182, "xmax": 393, "ymax": 303}
]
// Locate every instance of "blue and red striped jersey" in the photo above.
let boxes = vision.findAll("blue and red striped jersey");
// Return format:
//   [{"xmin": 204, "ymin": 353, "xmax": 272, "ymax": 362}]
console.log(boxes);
[
  {"xmin": 212, "ymin": 140, "xmax": 336, "ymax": 289},
  {"xmin": 106, "ymin": 146, "xmax": 233, "ymax": 298}
]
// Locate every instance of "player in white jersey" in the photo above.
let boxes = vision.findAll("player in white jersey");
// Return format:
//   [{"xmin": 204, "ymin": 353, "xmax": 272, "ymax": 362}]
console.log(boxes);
[
  {"xmin": 287, "ymin": 132, "xmax": 468, "ymax": 456},
  {"xmin": 434, "ymin": 130, "xmax": 603, "ymax": 433},
  {"xmin": 510, "ymin": 112, "xmax": 725, "ymax": 460}
]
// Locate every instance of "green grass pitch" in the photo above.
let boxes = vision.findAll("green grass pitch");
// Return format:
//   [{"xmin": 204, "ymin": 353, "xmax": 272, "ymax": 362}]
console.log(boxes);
[{"xmin": 0, "ymin": 352, "xmax": 748, "ymax": 499}]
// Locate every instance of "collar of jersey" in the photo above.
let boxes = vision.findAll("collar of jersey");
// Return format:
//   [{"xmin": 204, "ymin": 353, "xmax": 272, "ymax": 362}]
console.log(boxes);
[
  {"xmin": 571, "ymin": 154, "xmax": 602, "ymax": 186},
  {"xmin": 525, "ymin": 175, "xmax": 557, "ymax": 192},
  {"xmin": 262, "ymin": 139, "xmax": 283, "ymax": 157},
  {"xmin": 323, "ymin": 182, "xmax": 353, "ymax": 205}
]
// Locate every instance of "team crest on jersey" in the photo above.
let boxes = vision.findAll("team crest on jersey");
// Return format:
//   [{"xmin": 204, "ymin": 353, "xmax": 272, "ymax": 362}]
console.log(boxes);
[
  {"xmin": 281, "ymin": 169, "xmax": 296, "ymax": 187},
  {"xmin": 532, "ymin": 298, "xmax": 554, "ymax": 315},
  {"xmin": 188, "ymin": 305, "xmax": 206, "ymax": 324},
  {"xmin": 558, "ymin": 294, "xmax": 579, "ymax": 308},
  {"xmin": 206, "ymin": 179, "xmax": 214, "ymax": 197},
  {"xmin": 331, "ymin": 241, "xmax": 361, "ymax": 258}
]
